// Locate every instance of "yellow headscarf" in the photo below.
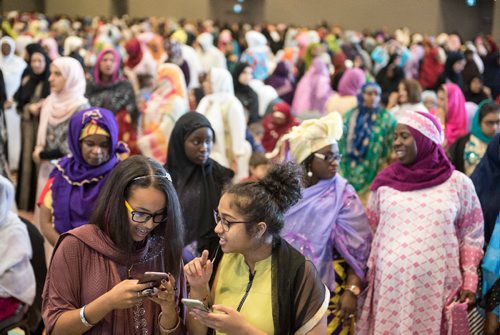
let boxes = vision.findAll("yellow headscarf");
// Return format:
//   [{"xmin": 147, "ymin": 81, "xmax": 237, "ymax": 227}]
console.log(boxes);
[
  {"xmin": 268, "ymin": 112, "xmax": 343, "ymax": 164},
  {"xmin": 79, "ymin": 121, "xmax": 110, "ymax": 140}
]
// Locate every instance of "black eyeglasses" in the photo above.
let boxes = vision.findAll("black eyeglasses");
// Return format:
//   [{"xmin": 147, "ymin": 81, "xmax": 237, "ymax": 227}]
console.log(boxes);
[
  {"xmin": 124, "ymin": 200, "xmax": 168, "ymax": 224},
  {"xmin": 483, "ymin": 120, "xmax": 500, "ymax": 126},
  {"xmin": 213, "ymin": 210, "xmax": 251, "ymax": 232},
  {"xmin": 314, "ymin": 152, "xmax": 342, "ymax": 163}
]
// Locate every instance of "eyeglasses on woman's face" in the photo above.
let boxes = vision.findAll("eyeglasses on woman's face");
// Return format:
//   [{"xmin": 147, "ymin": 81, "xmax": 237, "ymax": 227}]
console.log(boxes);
[
  {"xmin": 124, "ymin": 200, "xmax": 168, "ymax": 224},
  {"xmin": 213, "ymin": 210, "xmax": 251, "ymax": 232},
  {"xmin": 313, "ymin": 152, "xmax": 342, "ymax": 163}
]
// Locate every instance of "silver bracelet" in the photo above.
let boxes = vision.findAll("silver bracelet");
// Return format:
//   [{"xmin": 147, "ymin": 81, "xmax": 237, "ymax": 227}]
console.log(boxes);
[
  {"xmin": 80, "ymin": 305, "xmax": 95, "ymax": 328},
  {"xmin": 158, "ymin": 311, "xmax": 181, "ymax": 334}
]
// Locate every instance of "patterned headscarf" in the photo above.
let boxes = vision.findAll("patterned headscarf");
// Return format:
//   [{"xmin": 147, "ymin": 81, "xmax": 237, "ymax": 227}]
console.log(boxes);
[
  {"xmin": 371, "ymin": 111, "xmax": 454, "ymax": 192},
  {"xmin": 346, "ymin": 82, "xmax": 382, "ymax": 163}
]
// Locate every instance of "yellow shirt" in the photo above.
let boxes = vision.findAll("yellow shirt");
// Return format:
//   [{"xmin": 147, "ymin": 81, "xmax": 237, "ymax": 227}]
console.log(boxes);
[{"xmin": 214, "ymin": 253, "xmax": 274, "ymax": 334}]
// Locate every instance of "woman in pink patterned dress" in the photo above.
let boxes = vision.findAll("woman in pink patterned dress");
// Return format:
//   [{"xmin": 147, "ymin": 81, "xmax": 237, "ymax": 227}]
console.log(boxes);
[{"xmin": 357, "ymin": 111, "xmax": 484, "ymax": 334}]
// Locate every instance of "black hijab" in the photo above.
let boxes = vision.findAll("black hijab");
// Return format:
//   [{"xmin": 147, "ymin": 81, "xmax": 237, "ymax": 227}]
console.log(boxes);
[
  {"xmin": 437, "ymin": 52, "xmax": 465, "ymax": 92},
  {"xmin": 14, "ymin": 43, "xmax": 51, "ymax": 110},
  {"xmin": 232, "ymin": 62, "xmax": 260, "ymax": 123},
  {"xmin": 165, "ymin": 112, "xmax": 234, "ymax": 254},
  {"xmin": 471, "ymin": 133, "xmax": 500, "ymax": 244}
]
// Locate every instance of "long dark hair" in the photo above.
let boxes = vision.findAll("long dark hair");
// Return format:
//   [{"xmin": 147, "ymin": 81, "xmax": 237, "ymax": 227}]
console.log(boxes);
[
  {"xmin": 224, "ymin": 162, "xmax": 302, "ymax": 238},
  {"xmin": 90, "ymin": 155, "xmax": 184, "ymax": 277}
]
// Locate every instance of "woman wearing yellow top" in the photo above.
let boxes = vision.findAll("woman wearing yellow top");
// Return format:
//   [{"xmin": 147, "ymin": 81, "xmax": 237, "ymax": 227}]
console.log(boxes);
[{"xmin": 184, "ymin": 163, "xmax": 329, "ymax": 334}]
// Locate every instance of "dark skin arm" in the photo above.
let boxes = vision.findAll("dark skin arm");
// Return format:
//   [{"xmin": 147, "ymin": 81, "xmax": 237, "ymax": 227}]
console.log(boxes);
[
  {"xmin": 336, "ymin": 266, "xmax": 362, "ymax": 324},
  {"xmin": 484, "ymin": 311, "xmax": 499, "ymax": 335}
]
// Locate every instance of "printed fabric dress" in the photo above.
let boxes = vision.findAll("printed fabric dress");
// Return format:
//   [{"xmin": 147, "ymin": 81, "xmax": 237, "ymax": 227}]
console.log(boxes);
[
  {"xmin": 339, "ymin": 107, "xmax": 396, "ymax": 202},
  {"xmin": 357, "ymin": 171, "xmax": 484, "ymax": 334}
]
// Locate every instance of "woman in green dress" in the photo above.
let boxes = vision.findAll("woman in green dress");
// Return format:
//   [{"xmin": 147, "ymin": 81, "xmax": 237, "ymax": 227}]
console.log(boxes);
[{"xmin": 339, "ymin": 82, "xmax": 396, "ymax": 203}]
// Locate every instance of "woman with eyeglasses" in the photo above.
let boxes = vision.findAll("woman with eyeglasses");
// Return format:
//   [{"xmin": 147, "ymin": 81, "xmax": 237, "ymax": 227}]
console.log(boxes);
[
  {"xmin": 448, "ymin": 100, "xmax": 500, "ymax": 176},
  {"xmin": 166, "ymin": 112, "xmax": 234, "ymax": 261},
  {"xmin": 38, "ymin": 107, "xmax": 128, "ymax": 246},
  {"xmin": 42, "ymin": 155, "xmax": 186, "ymax": 334},
  {"xmin": 184, "ymin": 163, "xmax": 329, "ymax": 334},
  {"xmin": 277, "ymin": 112, "xmax": 372, "ymax": 334},
  {"xmin": 339, "ymin": 82, "xmax": 396, "ymax": 204}
]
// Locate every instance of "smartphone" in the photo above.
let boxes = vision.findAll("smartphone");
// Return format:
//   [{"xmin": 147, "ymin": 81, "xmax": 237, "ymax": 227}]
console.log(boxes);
[
  {"xmin": 181, "ymin": 298, "xmax": 210, "ymax": 312},
  {"xmin": 137, "ymin": 272, "xmax": 168, "ymax": 287}
]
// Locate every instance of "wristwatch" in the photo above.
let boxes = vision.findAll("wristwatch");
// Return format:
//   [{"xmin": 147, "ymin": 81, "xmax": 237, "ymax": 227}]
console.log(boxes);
[{"xmin": 345, "ymin": 285, "xmax": 361, "ymax": 296}]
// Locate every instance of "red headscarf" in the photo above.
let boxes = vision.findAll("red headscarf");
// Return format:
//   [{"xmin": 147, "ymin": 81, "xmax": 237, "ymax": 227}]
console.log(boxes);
[
  {"xmin": 262, "ymin": 101, "xmax": 300, "ymax": 152},
  {"xmin": 125, "ymin": 38, "xmax": 143, "ymax": 69}
]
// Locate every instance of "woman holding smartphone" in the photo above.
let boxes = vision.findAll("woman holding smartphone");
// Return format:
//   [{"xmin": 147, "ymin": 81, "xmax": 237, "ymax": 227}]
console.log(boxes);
[
  {"xmin": 42, "ymin": 156, "xmax": 186, "ymax": 334},
  {"xmin": 184, "ymin": 163, "xmax": 329, "ymax": 335}
]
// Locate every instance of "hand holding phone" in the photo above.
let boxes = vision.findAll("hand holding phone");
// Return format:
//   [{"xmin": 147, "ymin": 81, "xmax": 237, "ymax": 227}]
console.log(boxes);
[
  {"xmin": 137, "ymin": 272, "xmax": 168, "ymax": 297},
  {"xmin": 181, "ymin": 298, "xmax": 210, "ymax": 312},
  {"xmin": 138, "ymin": 272, "xmax": 168, "ymax": 287}
]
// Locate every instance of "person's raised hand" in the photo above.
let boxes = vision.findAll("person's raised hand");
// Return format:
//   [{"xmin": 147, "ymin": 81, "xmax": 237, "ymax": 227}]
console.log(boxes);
[{"xmin": 184, "ymin": 250, "xmax": 213, "ymax": 290}]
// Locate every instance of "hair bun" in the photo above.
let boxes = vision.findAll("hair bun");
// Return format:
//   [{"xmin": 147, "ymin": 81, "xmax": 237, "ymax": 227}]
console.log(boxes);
[{"xmin": 259, "ymin": 162, "xmax": 302, "ymax": 213}]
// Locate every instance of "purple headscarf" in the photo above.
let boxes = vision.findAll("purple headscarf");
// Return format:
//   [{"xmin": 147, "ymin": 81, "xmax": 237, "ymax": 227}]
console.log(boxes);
[
  {"xmin": 283, "ymin": 175, "xmax": 372, "ymax": 291},
  {"xmin": 264, "ymin": 61, "xmax": 295, "ymax": 105},
  {"xmin": 292, "ymin": 57, "xmax": 333, "ymax": 115},
  {"xmin": 337, "ymin": 68, "xmax": 365, "ymax": 96},
  {"xmin": 50, "ymin": 107, "xmax": 128, "ymax": 233},
  {"xmin": 371, "ymin": 111, "xmax": 454, "ymax": 192}
]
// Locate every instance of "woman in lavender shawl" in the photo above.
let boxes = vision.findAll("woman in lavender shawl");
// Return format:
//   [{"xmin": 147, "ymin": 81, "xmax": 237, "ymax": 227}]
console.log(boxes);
[
  {"xmin": 281, "ymin": 112, "xmax": 372, "ymax": 334},
  {"xmin": 38, "ymin": 107, "xmax": 128, "ymax": 245}
]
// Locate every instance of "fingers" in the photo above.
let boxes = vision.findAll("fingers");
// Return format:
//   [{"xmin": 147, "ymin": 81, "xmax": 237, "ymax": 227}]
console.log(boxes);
[
  {"xmin": 205, "ymin": 259, "xmax": 213, "ymax": 276},
  {"xmin": 192, "ymin": 259, "xmax": 205, "ymax": 277},
  {"xmin": 200, "ymin": 250, "xmax": 209, "ymax": 266},
  {"xmin": 211, "ymin": 304, "xmax": 233, "ymax": 314},
  {"xmin": 136, "ymin": 282, "xmax": 155, "ymax": 291},
  {"xmin": 185, "ymin": 256, "xmax": 212, "ymax": 278},
  {"xmin": 157, "ymin": 278, "xmax": 177, "ymax": 301},
  {"xmin": 190, "ymin": 309, "xmax": 222, "ymax": 329}
]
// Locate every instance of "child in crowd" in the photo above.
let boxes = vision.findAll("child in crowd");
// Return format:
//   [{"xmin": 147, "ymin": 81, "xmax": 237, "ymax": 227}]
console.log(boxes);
[{"xmin": 242, "ymin": 152, "xmax": 270, "ymax": 182}]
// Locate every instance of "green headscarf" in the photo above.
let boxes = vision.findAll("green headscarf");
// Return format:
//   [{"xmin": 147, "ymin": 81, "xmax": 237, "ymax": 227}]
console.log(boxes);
[
  {"xmin": 303, "ymin": 42, "xmax": 321, "ymax": 71},
  {"xmin": 471, "ymin": 99, "xmax": 496, "ymax": 144}
]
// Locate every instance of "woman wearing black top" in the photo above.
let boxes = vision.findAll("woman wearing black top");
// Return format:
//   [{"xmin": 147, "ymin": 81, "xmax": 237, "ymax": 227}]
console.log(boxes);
[
  {"xmin": 232, "ymin": 62, "xmax": 260, "ymax": 124},
  {"xmin": 165, "ymin": 112, "xmax": 233, "ymax": 260}
]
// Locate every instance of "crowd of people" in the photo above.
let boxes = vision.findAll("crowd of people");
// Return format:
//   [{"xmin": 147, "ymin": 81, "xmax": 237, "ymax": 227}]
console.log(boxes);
[{"xmin": 0, "ymin": 10, "xmax": 499, "ymax": 335}]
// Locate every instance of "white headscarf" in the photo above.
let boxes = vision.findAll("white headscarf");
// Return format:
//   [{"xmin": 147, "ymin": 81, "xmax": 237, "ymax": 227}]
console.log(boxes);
[
  {"xmin": 36, "ymin": 57, "xmax": 88, "ymax": 148},
  {"xmin": 0, "ymin": 175, "xmax": 36, "ymax": 305},
  {"xmin": 63, "ymin": 36, "xmax": 83, "ymax": 56},
  {"xmin": 0, "ymin": 36, "xmax": 27, "ymax": 97},
  {"xmin": 210, "ymin": 68, "xmax": 234, "ymax": 95}
]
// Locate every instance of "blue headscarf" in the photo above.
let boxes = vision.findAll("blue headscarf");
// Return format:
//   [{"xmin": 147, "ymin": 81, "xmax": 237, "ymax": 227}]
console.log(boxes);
[{"xmin": 348, "ymin": 82, "xmax": 382, "ymax": 163}]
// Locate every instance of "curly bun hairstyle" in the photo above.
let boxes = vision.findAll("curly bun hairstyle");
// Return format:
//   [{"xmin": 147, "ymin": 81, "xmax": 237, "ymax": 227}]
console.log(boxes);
[{"xmin": 224, "ymin": 162, "xmax": 302, "ymax": 237}]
